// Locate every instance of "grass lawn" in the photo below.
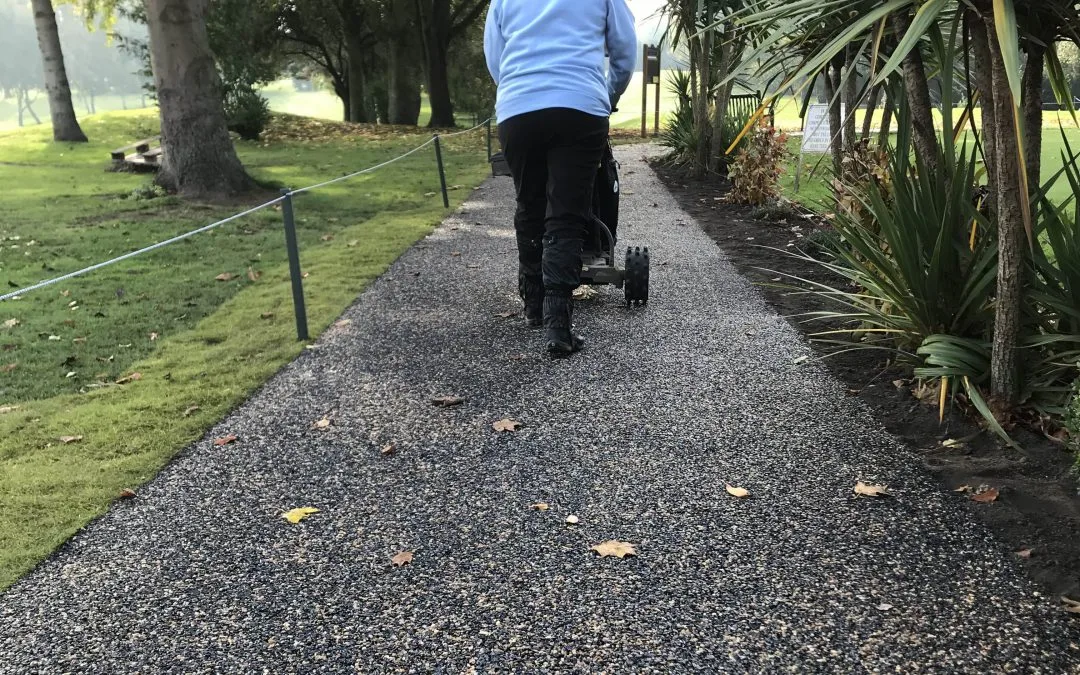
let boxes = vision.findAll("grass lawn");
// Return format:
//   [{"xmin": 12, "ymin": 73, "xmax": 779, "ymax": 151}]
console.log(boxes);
[{"xmin": 0, "ymin": 109, "xmax": 492, "ymax": 590}]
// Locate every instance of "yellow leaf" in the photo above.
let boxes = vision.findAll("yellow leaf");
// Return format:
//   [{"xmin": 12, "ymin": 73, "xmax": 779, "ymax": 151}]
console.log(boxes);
[
  {"xmin": 854, "ymin": 481, "xmax": 890, "ymax": 498},
  {"xmin": 726, "ymin": 484, "xmax": 751, "ymax": 499},
  {"xmin": 282, "ymin": 507, "xmax": 320, "ymax": 524},
  {"xmin": 590, "ymin": 540, "xmax": 637, "ymax": 559}
]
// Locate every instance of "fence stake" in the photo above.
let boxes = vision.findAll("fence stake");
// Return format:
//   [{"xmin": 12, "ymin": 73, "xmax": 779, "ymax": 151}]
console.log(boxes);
[
  {"xmin": 280, "ymin": 189, "xmax": 310, "ymax": 341},
  {"xmin": 433, "ymin": 135, "xmax": 450, "ymax": 209},
  {"xmin": 485, "ymin": 118, "xmax": 493, "ymax": 162}
]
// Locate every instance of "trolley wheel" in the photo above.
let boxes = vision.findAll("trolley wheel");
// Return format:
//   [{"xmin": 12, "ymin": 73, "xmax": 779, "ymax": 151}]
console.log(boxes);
[{"xmin": 624, "ymin": 246, "xmax": 649, "ymax": 308}]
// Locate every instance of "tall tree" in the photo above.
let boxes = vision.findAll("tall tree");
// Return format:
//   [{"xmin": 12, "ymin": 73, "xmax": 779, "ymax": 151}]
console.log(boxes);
[
  {"xmin": 415, "ymin": 0, "xmax": 489, "ymax": 128},
  {"xmin": 30, "ymin": 0, "xmax": 88, "ymax": 142},
  {"xmin": 145, "ymin": 0, "xmax": 254, "ymax": 199}
]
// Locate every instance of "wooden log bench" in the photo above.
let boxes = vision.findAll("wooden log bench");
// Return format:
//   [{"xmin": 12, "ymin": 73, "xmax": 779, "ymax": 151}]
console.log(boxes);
[{"xmin": 110, "ymin": 136, "xmax": 163, "ymax": 171}]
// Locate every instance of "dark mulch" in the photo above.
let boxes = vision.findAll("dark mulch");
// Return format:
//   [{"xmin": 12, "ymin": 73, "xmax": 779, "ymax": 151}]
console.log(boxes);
[{"xmin": 651, "ymin": 159, "xmax": 1080, "ymax": 600}]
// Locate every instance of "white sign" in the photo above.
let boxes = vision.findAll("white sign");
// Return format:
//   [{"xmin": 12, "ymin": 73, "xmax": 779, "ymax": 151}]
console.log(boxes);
[{"xmin": 801, "ymin": 103, "xmax": 844, "ymax": 153}]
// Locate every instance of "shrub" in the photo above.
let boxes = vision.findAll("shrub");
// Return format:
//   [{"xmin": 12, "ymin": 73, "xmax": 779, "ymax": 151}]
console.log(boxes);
[
  {"xmin": 659, "ymin": 69, "xmax": 752, "ymax": 173},
  {"xmin": 223, "ymin": 86, "xmax": 271, "ymax": 141},
  {"xmin": 727, "ymin": 122, "xmax": 788, "ymax": 205}
]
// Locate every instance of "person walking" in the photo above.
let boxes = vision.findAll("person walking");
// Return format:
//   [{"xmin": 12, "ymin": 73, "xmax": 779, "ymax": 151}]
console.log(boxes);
[{"xmin": 484, "ymin": 0, "xmax": 637, "ymax": 356}]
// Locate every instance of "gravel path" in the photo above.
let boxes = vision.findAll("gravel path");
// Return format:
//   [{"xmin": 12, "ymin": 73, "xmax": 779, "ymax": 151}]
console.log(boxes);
[{"xmin": 1, "ymin": 147, "xmax": 1077, "ymax": 673}]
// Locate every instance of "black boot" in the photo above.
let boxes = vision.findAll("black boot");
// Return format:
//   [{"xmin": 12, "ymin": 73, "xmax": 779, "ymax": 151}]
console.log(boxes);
[
  {"xmin": 544, "ymin": 295, "xmax": 585, "ymax": 356},
  {"xmin": 518, "ymin": 273, "xmax": 544, "ymax": 328}
]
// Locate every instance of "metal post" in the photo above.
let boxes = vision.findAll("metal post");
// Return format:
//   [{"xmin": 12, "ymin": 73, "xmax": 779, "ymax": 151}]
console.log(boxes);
[
  {"xmin": 653, "ymin": 48, "xmax": 662, "ymax": 137},
  {"xmin": 485, "ymin": 118, "xmax": 493, "ymax": 162},
  {"xmin": 640, "ymin": 44, "xmax": 648, "ymax": 139},
  {"xmin": 280, "ymin": 189, "xmax": 309, "ymax": 341},
  {"xmin": 434, "ymin": 135, "xmax": 450, "ymax": 209}
]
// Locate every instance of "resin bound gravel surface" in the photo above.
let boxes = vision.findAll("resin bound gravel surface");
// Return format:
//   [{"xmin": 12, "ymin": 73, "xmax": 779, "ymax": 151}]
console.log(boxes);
[{"xmin": 0, "ymin": 147, "xmax": 1077, "ymax": 674}]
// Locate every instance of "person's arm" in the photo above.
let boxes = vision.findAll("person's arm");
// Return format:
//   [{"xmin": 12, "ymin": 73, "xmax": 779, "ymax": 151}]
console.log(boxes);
[
  {"xmin": 606, "ymin": 0, "xmax": 637, "ymax": 110},
  {"xmin": 483, "ymin": 2, "xmax": 504, "ymax": 85}
]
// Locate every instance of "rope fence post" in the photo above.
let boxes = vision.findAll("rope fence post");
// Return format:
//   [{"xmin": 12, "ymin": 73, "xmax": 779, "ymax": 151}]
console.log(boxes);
[
  {"xmin": 485, "ymin": 118, "xmax": 493, "ymax": 162},
  {"xmin": 280, "ymin": 188, "xmax": 310, "ymax": 341},
  {"xmin": 433, "ymin": 134, "xmax": 450, "ymax": 209}
]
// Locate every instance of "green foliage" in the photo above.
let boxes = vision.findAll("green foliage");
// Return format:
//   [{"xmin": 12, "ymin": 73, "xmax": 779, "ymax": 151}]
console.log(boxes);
[
  {"xmin": 728, "ymin": 122, "xmax": 789, "ymax": 205},
  {"xmin": 224, "ymin": 86, "xmax": 272, "ymax": 140}
]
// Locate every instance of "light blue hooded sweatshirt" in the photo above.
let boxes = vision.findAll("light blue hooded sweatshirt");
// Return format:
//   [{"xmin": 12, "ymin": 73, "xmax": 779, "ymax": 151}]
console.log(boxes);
[{"xmin": 483, "ymin": 0, "xmax": 638, "ymax": 124}]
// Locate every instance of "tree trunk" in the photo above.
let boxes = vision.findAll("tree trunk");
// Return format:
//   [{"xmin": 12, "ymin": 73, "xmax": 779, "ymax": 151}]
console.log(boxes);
[
  {"xmin": 842, "ymin": 44, "xmax": 858, "ymax": 155},
  {"xmin": 862, "ymin": 83, "xmax": 882, "ymax": 140},
  {"xmin": 345, "ymin": 32, "xmax": 371, "ymax": 123},
  {"xmin": 894, "ymin": 12, "xmax": 938, "ymax": 170},
  {"xmin": 1022, "ymin": 42, "xmax": 1045, "ymax": 191},
  {"xmin": 418, "ymin": 0, "xmax": 455, "ymax": 128},
  {"xmin": 387, "ymin": 35, "xmax": 421, "ymax": 125},
  {"xmin": 877, "ymin": 94, "xmax": 892, "ymax": 146},
  {"xmin": 986, "ymin": 14, "xmax": 1025, "ymax": 410},
  {"xmin": 711, "ymin": 30, "xmax": 734, "ymax": 174},
  {"xmin": 30, "ymin": 0, "xmax": 87, "ymax": 142},
  {"xmin": 969, "ymin": 7, "xmax": 997, "ymax": 212},
  {"xmin": 825, "ymin": 57, "xmax": 844, "ymax": 178},
  {"xmin": 693, "ymin": 28, "xmax": 713, "ymax": 177},
  {"xmin": 146, "ymin": 0, "xmax": 254, "ymax": 200}
]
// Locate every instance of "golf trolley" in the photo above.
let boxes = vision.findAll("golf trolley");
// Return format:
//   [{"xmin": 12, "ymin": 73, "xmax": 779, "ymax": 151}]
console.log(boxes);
[{"xmin": 489, "ymin": 141, "xmax": 650, "ymax": 308}]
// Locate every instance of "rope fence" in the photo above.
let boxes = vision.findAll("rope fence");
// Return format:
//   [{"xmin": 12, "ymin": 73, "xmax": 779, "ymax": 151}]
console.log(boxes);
[{"xmin": 1, "ymin": 118, "xmax": 496, "ymax": 340}]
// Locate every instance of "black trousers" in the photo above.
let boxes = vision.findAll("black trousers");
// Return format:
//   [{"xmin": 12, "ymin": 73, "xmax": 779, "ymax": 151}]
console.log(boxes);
[{"xmin": 498, "ymin": 108, "xmax": 609, "ymax": 297}]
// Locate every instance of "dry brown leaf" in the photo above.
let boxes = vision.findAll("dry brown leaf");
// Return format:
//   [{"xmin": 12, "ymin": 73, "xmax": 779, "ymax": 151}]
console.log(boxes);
[
  {"xmin": 260, "ymin": 312, "xmax": 275, "ymax": 320},
  {"xmin": 726, "ymin": 484, "xmax": 751, "ymax": 499},
  {"xmin": 565, "ymin": 514, "xmax": 580, "ymax": 525},
  {"xmin": 320, "ymin": 234, "xmax": 334, "ymax": 242},
  {"xmin": 334, "ymin": 319, "xmax": 352, "ymax": 328},
  {"xmin": 381, "ymin": 443, "xmax": 397, "ymax": 456},
  {"xmin": 391, "ymin": 551, "xmax": 414, "ymax": 567},
  {"xmin": 450, "ymin": 251, "xmax": 462, "ymax": 257},
  {"xmin": 301, "ymin": 272, "xmax": 310, "ymax": 279},
  {"xmin": 247, "ymin": 267, "xmax": 261, "ymax": 282},
  {"xmin": 214, "ymin": 434, "xmax": 238, "ymax": 447},
  {"xmin": 432, "ymin": 396, "xmax": 466, "ymax": 408},
  {"xmin": 466, "ymin": 264, "xmax": 481, "ymax": 269},
  {"xmin": 590, "ymin": 540, "xmax": 637, "ymax": 559},
  {"xmin": 115, "ymin": 372, "xmax": 142, "ymax": 385},
  {"xmin": 215, "ymin": 272, "xmax": 235, "ymax": 282},
  {"xmin": 495, "ymin": 310, "xmax": 519, "ymax": 319},
  {"xmin": 119, "ymin": 488, "xmax": 137, "ymax": 500},
  {"xmin": 183, "ymin": 405, "xmax": 200, "ymax": 417},
  {"xmin": 59, "ymin": 435, "xmax": 83, "ymax": 444},
  {"xmin": 313, "ymin": 417, "xmax": 332, "ymax": 430},
  {"xmin": 953, "ymin": 485, "xmax": 972, "ymax": 493},
  {"xmin": 531, "ymin": 502, "xmax": 550, "ymax": 511},
  {"xmin": 572, "ymin": 286, "xmax": 599, "ymax": 301},
  {"xmin": 971, "ymin": 488, "xmax": 999, "ymax": 503},
  {"xmin": 854, "ymin": 482, "xmax": 890, "ymax": 498},
  {"xmin": 1062, "ymin": 596, "xmax": 1080, "ymax": 614},
  {"xmin": 1016, "ymin": 548, "xmax": 1034, "ymax": 559},
  {"xmin": 0, "ymin": 363, "xmax": 15, "ymax": 373},
  {"xmin": 492, "ymin": 418, "xmax": 522, "ymax": 433}
]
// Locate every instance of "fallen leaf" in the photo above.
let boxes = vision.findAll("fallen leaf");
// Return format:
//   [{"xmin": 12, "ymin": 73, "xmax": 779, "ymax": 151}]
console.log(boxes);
[
  {"xmin": 0, "ymin": 363, "xmax": 16, "ymax": 373},
  {"xmin": 432, "ymin": 396, "xmax": 466, "ymax": 408},
  {"xmin": 119, "ymin": 488, "xmax": 137, "ymax": 499},
  {"xmin": 247, "ymin": 267, "xmax": 261, "ymax": 282},
  {"xmin": 876, "ymin": 603, "xmax": 894, "ymax": 611},
  {"xmin": 214, "ymin": 434, "xmax": 238, "ymax": 446},
  {"xmin": 565, "ymin": 514, "xmax": 580, "ymax": 525},
  {"xmin": 334, "ymin": 319, "xmax": 352, "ymax": 328},
  {"xmin": 793, "ymin": 355, "xmax": 810, "ymax": 365},
  {"xmin": 531, "ymin": 502, "xmax": 550, "ymax": 511},
  {"xmin": 492, "ymin": 418, "xmax": 522, "ymax": 433},
  {"xmin": 260, "ymin": 312, "xmax": 275, "ymax": 320},
  {"xmin": 115, "ymin": 372, "xmax": 142, "ymax": 385},
  {"xmin": 2, "ymin": 319, "xmax": 19, "ymax": 329},
  {"xmin": 1016, "ymin": 548, "xmax": 1033, "ymax": 559},
  {"xmin": 590, "ymin": 540, "xmax": 637, "ymax": 559},
  {"xmin": 854, "ymin": 481, "xmax": 890, "ymax": 498},
  {"xmin": 495, "ymin": 310, "xmax": 519, "ymax": 319},
  {"xmin": 572, "ymin": 285, "xmax": 599, "ymax": 301},
  {"xmin": 1062, "ymin": 596, "xmax": 1080, "ymax": 614},
  {"xmin": 183, "ymin": 405, "xmax": 200, "ymax": 417},
  {"xmin": 320, "ymin": 234, "xmax": 334, "ymax": 242},
  {"xmin": 347, "ymin": 240, "xmax": 359, "ymax": 247},
  {"xmin": 301, "ymin": 272, "xmax": 310, "ymax": 279},
  {"xmin": 466, "ymin": 264, "xmax": 481, "ymax": 269},
  {"xmin": 726, "ymin": 484, "xmax": 751, "ymax": 499},
  {"xmin": 47, "ymin": 335, "xmax": 61, "ymax": 341},
  {"xmin": 59, "ymin": 435, "xmax": 83, "ymax": 444},
  {"xmin": 215, "ymin": 272, "xmax": 235, "ymax": 282},
  {"xmin": 391, "ymin": 551, "xmax": 414, "ymax": 567},
  {"xmin": 0, "ymin": 405, "xmax": 19, "ymax": 414},
  {"xmin": 942, "ymin": 438, "xmax": 964, "ymax": 448},
  {"xmin": 72, "ymin": 337, "xmax": 86, "ymax": 344},
  {"xmin": 61, "ymin": 290, "xmax": 70, "ymax": 297},
  {"xmin": 282, "ymin": 506, "xmax": 320, "ymax": 524},
  {"xmin": 971, "ymin": 488, "xmax": 999, "ymax": 503},
  {"xmin": 65, "ymin": 371, "xmax": 76, "ymax": 379},
  {"xmin": 149, "ymin": 332, "xmax": 159, "ymax": 341},
  {"xmin": 953, "ymin": 485, "xmax": 972, "ymax": 493},
  {"xmin": 381, "ymin": 443, "xmax": 397, "ymax": 456},
  {"xmin": 450, "ymin": 251, "xmax": 462, "ymax": 257},
  {"xmin": 313, "ymin": 417, "xmax": 332, "ymax": 430}
]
